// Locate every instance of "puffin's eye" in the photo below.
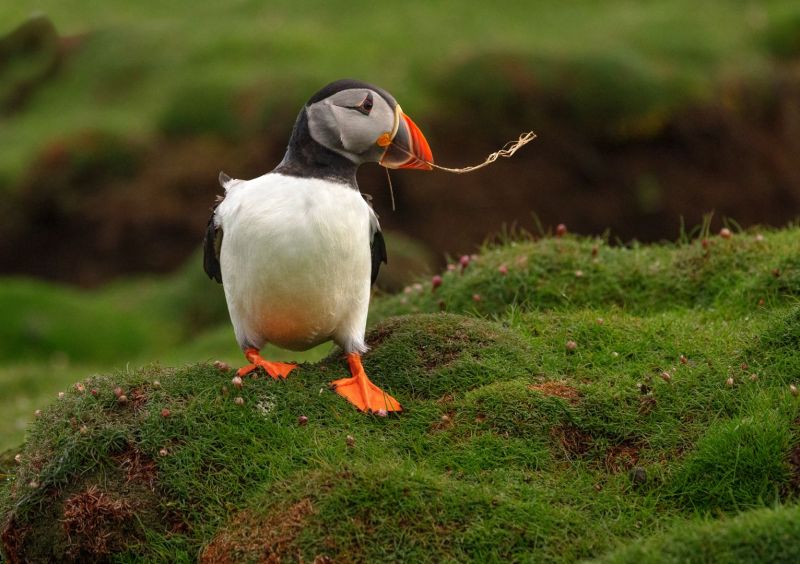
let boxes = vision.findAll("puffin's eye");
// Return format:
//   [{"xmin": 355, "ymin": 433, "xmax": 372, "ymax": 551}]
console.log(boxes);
[
  {"xmin": 349, "ymin": 92, "xmax": 373, "ymax": 116},
  {"xmin": 361, "ymin": 94, "xmax": 373, "ymax": 112}
]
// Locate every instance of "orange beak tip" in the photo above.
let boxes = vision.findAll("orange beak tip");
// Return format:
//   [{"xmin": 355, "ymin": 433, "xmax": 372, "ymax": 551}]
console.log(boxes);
[
  {"xmin": 381, "ymin": 111, "xmax": 434, "ymax": 171},
  {"xmin": 402, "ymin": 113, "xmax": 434, "ymax": 170}
]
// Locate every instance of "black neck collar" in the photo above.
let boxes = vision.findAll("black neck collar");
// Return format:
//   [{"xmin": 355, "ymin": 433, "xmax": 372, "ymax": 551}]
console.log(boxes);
[{"xmin": 272, "ymin": 108, "xmax": 359, "ymax": 187}]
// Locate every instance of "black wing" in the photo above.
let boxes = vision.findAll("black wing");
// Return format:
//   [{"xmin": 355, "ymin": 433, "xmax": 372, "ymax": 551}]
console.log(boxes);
[
  {"xmin": 203, "ymin": 172, "xmax": 232, "ymax": 284},
  {"xmin": 203, "ymin": 211, "xmax": 223, "ymax": 283},
  {"xmin": 364, "ymin": 192, "xmax": 387, "ymax": 285},
  {"xmin": 370, "ymin": 229, "xmax": 387, "ymax": 285}
]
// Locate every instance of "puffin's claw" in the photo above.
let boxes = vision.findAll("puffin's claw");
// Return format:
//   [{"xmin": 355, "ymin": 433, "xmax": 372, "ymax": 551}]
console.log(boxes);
[
  {"xmin": 330, "ymin": 353, "xmax": 402, "ymax": 414},
  {"xmin": 238, "ymin": 348, "xmax": 297, "ymax": 380}
]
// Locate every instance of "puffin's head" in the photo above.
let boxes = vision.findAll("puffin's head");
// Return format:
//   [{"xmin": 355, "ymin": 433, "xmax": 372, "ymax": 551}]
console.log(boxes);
[{"xmin": 305, "ymin": 79, "xmax": 433, "ymax": 170}]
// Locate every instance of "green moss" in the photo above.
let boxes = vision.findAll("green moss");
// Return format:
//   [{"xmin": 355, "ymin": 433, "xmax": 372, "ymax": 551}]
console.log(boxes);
[
  {"xmin": 4, "ymin": 228, "xmax": 800, "ymax": 561},
  {"xmin": 598, "ymin": 505, "xmax": 800, "ymax": 564},
  {"xmin": 669, "ymin": 409, "xmax": 795, "ymax": 511},
  {"xmin": 373, "ymin": 227, "xmax": 800, "ymax": 319},
  {"xmin": 203, "ymin": 462, "xmax": 566, "ymax": 562},
  {"xmin": 751, "ymin": 305, "xmax": 800, "ymax": 382},
  {"xmin": 358, "ymin": 313, "xmax": 534, "ymax": 399}
]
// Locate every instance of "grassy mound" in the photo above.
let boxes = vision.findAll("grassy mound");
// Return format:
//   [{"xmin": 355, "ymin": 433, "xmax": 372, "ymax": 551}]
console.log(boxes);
[
  {"xmin": 599, "ymin": 505, "xmax": 800, "ymax": 563},
  {"xmin": 3, "ymin": 228, "xmax": 800, "ymax": 561}
]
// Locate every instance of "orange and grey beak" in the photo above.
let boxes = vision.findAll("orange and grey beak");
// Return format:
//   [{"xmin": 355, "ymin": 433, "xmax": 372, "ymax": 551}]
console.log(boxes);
[{"xmin": 379, "ymin": 107, "xmax": 433, "ymax": 170}]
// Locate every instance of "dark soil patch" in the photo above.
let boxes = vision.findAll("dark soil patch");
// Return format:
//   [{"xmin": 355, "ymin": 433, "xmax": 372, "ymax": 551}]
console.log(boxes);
[
  {"xmin": 1, "ymin": 515, "xmax": 28, "ymax": 564},
  {"xmin": 604, "ymin": 444, "xmax": 640, "ymax": 473},
  {"xmin": 112, "ymin": 444, "xmax": 157, "ymax": 491},
  {"xmin": 3, "ymin": 477, "xmax": 155, "ymax": 564},
  {"xmin": 638, "ymin": 395, "xmax": 658, "ymax": 415},
  {"xmin": 127, "ymin": 387, "xmax": 149, "ymax": 412},
  {"xmin": 61, "ymin": 485, "xmax": 137, "ymax": 560},
  {"xmin": 787, "ymin": 444, "xmax": 800, "ymax": 496},
  {"xmin": 3, "ymin": 64, "xmax": 800, "ymax": 285},
  {"xmin": 0, "ymin": 134, "xmax": 284, "ymax": 286},
  {"xmin": 551, "ymin": 425, "xmax": 593, "ymax": 458},
  {"xmin": 1, "ymin": 443, "xmax": 164, "ymax": 562}
]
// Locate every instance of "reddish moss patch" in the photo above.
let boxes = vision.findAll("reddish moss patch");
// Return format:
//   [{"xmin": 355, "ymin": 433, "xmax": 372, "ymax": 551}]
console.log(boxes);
[
  {"xmin": 436, "ymin": 393, "xmax": 455, "ymax": 404},
  {"xmin": 1, "ymin": 443, "xmax": 166, "ymax": 562},
  {"xmin": 638, "ymin": 395, "xmax": 657, "ymax": 415},
  {"xmin": 127, "ymin": 387, "xmax": 149, "ymax": 411},
  {"xmin": 201, "ymin": 498, "xmax": 315, "ymax": 563},
  {"xmin": 551, "ymin": 425, "xmax": 593, "ymax": 457},
  {"xmin": 62, "ymin": 485, "xmax": 137, "ymax": 559},
  {"xmin": 604, "ymin": 444, "xmax": 640, "ymax": 473},
  {"xmin": 528, "ymin": 381, "xmax": 581, "ymax": 403},
  {"xmin": 1, "ymin": 514, "xmax": 28, "ymax": 564},
  {"xmin": 112, "ymin": 444, "xmax": 157, "ymax": 490}
]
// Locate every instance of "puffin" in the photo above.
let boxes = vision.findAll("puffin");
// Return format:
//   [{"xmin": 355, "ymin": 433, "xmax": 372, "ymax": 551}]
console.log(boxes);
[{"xmin": 203, "ymin": 79, "xmax": 433, "ymax": 414}]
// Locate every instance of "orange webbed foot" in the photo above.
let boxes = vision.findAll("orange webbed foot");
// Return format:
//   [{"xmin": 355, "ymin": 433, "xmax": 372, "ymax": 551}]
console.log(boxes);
[
  {"xmin": 330, "ymin": 353, "xmax": 402, "ymax": 414},
  {"xmin": 238, "ymin": 348, "xmax": 297, "ymax": 380}
]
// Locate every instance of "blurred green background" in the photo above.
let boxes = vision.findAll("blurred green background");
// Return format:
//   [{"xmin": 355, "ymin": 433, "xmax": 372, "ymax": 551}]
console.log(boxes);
[{"xmin": 1, "ymin": 0, "xmax": 800, "ymax": 449}]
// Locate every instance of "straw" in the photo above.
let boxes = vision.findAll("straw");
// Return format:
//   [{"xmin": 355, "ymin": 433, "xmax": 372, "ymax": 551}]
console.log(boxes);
[{"xmin": 395, "ymin": 131, "xmax": 537, "ymax": 174}]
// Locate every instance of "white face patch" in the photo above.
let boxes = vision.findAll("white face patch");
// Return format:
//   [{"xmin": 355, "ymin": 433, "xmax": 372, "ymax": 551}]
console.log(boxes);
[{"xmin": 306, "ymin": 88, "xmax": 396, "ymax": 163}]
